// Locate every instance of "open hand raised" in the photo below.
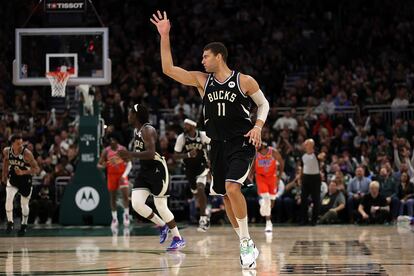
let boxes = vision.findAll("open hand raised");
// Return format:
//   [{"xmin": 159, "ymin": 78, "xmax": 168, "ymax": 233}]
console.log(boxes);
[{"xmin": 150, "ymin": 10, "xmax": 170, "ymax": 36}]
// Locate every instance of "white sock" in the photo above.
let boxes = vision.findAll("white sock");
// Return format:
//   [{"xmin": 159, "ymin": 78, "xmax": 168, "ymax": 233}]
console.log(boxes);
[
  {"xmin": 22, "ymin": 215, "xmax": 28, "ymax": 225},
  {"xmin": 6, "ymin": 211, "xmax": 13, "ymax": 223},
  {"xmin": 124, "ymin": 208, "xmax": 129, "ymax": 216},
  {"xmin": 150, "ymin": 213, "xmax": 166, "ymax": 227},
  {"xmin": 236, "ymin": 216, "xmax": 250, "ymax": 240},
  {"xmin": 170, "ymin": 226, "xmax": 181, "ymax": 239},
  {"xmin": 266, "ymin": 220, "xmax": 272, "ymax": 226},
  {"xmin": 112, "ymin": 211, "xmax": 117, "ymax": 220},
  {"xmin": 234, "ymin": 227, "xmax": 241, "ymax": 238}
]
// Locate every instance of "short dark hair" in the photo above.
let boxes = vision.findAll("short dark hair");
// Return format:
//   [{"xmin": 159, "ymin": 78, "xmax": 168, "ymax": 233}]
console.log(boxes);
[
  {"xmin": 9, "ymin": 134, "xmax": 22, "ymax": 145},
  {"xmin": 133, "ymin": 104, "xmax": 149, "ymax": 124},
  {"xmin": 203, "ymin": 42, "xmax": 228, "ymax": 63},
  {"xmin": 107, "ymin": 132, "xmax": 121, "ymax": 143}
]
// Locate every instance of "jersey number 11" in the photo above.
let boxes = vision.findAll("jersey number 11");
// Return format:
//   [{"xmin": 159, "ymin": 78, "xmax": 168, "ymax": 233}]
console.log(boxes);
[{"xmin": 217, "ymin": 103, "xmax": 226, "ymax": 116}]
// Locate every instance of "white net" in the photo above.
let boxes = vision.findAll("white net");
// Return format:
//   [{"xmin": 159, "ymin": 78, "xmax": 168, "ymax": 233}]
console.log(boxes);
[{"xmin": 46, "ymin": 71, "xmax": 71, "ymax": 97}]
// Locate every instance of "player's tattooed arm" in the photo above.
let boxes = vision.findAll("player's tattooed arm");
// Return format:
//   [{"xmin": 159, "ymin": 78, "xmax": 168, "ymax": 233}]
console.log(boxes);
[
  {"xmin": 17, "ymin": 150, "xmax": 40, "ymax": 176},
  {"xmin": 2, "ymin": 148, "xmax": 9, "ymax": 184}
]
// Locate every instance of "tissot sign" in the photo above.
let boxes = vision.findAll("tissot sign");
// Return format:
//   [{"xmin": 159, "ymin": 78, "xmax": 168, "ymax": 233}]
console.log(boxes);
[{"xmin": 44, "ymin": 0, "xmax": 86, "ymax": 13}]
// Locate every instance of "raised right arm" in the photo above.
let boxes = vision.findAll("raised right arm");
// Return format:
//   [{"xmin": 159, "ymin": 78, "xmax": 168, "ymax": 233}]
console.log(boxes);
[{"xmin": 151, "ymin": 11, "xmax": 207, "ymax": 95}]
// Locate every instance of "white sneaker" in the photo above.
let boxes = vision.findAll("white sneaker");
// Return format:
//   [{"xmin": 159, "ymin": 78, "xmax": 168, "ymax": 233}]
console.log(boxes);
[
  {"xmin": 197, "ymin": 217, "xmax": 210, "ymax": 232},
  {"xmin": 46, "ymin": 218, "xmax": 52, "ymax": 225},
  {"xmin": 240, "ymin": 238, "xmax": 259, "ymax": 270},
  {"xmin": 111, "ymin": 218, "xmax": 119, "ymax": 228},
  {"xmin": 123, "ymin": 213, "xmax": 130, "ymax": 227},
  {"xmin": 265, "ymin": 221, "xmax": 272, "ymax": 232}
]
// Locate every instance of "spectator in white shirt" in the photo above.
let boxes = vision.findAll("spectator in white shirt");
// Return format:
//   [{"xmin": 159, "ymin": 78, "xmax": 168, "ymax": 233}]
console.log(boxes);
[
  {"xmin": 273, "ymin": 110, "xmax": 298, "ymax": 131},
  {"xmin": 391, "ymin": 87, "xmax": 409, "ymax": 109},
  {"xmin": 315, "ymin": 94, "xmax": 336, "ymax": 115},
  {"xmin": 174, "ymin": 96, "xmax": 191, "ymax": 117}
]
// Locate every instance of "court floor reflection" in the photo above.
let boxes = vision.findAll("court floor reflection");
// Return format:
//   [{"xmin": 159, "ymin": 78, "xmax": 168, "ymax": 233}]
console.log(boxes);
[{"xmin": 0, "ymin": 225, "xmax": 413, "ymax": 275}]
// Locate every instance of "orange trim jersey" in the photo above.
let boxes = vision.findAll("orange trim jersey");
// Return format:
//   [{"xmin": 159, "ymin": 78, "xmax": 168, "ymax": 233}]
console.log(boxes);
[
  {"xmin": 105, "ymin": 145, "xmax": 127, "ymax": 175},
  {"xmin": 255, "ymin": 147, "xmax": 278, "ymax": 195},
  {"xmin": 255, "ymin": 147, "xmax": 277, "ymax": 177}
]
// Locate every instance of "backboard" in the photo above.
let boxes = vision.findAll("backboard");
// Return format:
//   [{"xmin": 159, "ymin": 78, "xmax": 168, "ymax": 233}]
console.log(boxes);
[{"xmin": 13, "ymin": 28, "xmax": 111, "ymax": 86}]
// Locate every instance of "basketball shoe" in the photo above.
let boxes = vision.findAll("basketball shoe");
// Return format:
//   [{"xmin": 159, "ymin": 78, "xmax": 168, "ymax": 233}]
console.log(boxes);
[
  {"xmin": 265, "ymin": 220, "xmax": 272, "ymax": 232},
  {"xmin": 6, "ymin": 221, "xmax": 14, "ymax": 234},
  {"xmin": 111, "ymin": 218, "xmax": 119, "ymax": 228},
  {"xmin": 123, "ymin": 213, "xmax": 130, "ymax": 227},
  {"xmin": 167, "ymin": 236, "xmax": 186, "ymax": 251},
  {"xmin": 18, "ymin": 224, "xmax": 27, "ymax": 236},
  {"xmin": 197, "ymin": 216, "xmax": 210, "ymax": 232},
  {"xmin": 240, "ymin": 238, "xmax": 259, "ymax": 269}
]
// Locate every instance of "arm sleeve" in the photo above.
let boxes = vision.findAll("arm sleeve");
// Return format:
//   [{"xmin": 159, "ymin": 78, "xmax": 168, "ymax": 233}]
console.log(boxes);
[
  {"xmin": 122, "ymin": 161, "xmax": 132, "ymax": 178},
  {"xmin": 174, "ymin": 134, "xmax": 185, "ymax": 152},
  {"xmin": 200, "ymin": 131, "xmax": 211, "ymax": 144},
  {"xmin": 250, "ymin": 89, "xmax": 270, "ymax": 122},
  {"xmin": 276, "ymin": 180, "xmax": 285, "ymax": 198}
]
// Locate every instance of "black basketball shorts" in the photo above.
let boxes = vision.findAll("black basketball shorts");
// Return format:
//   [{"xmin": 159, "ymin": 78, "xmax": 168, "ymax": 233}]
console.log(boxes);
[
  {"xmin": 209, "ymin": 136, "xmax": 255, "ymax": 196},
  {"xmin": 8, "ymin": 176, "xmax": 32, "ymax": 198},
  {"xmin": 133, "ymin": 156, "xmax": 169, "ymax": 197},
  {"xmin": 185, "ymin": 165, "xmax": 209, "ymax": 194}
]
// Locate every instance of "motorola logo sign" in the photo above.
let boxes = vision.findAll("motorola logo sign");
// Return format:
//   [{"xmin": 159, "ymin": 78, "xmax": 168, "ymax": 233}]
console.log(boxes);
[{"xmin": 75, "ymin": 187, "xmax": 100, "ymax": 211}]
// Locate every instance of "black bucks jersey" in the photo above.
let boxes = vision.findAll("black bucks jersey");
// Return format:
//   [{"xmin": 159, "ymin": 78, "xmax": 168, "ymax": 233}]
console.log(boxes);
[
  {"xmin": 133, "ymin": 123, "xmax": 163, "ymax": 169},
  {"xmin": 7, "ymin": 146, "xmax": 32, "ymax": 197},
  {"xmin": 174, "ymin": 130, "xmax": 210, "ymax": 175},
  {"xmin": 133, "ymin": 123, "xmax": 170, "ymax": 196},
  {"xmin": 203, "ymin": 71, "xmax": 253, "ymax": 141}
]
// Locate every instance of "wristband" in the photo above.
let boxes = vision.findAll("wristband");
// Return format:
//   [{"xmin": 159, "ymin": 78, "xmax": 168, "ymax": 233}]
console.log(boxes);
[
  {"xmin": 254, "ymin": 125, "xmax": 262, "ymax": 130},
  {"xmin": 187, "ymin": 152, "xmax": 191, "ymax": 158}
]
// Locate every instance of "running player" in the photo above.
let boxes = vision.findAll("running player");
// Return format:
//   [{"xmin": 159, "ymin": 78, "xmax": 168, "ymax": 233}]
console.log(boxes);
[
  {"xmin": 118, "ymin": 104, "xmax": 185, "ymax": 250},
  {"xmin": 174, "ymin": 118, "xmax": 211, "ymax": 232},
  {"xmin": 151, "ymin": 11, "xmax": 270, "ymax": 269},
  {"xmin": 98, "ymin": 133, "xmax": 132, "ymax": 228},
  {"xmin": 2, "ymin": 134, "xmax": 40, "ymax": 236},
  {"xmin": 249, "ymin": 142, "xmax": 284, "ymax": 232}
]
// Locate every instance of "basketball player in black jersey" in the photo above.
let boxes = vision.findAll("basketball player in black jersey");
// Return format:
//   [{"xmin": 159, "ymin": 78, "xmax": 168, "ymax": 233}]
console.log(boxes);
[
  {"xmin": 151, "ymin": 11, "xmax": 270, "ymax": 269},
  {"xmin": 2, "ymin": 134, "xmax": 40, "ymax": 235},
  {"xmin": 118, "ymin": 104, "xmax": 185, "ymax": 250},
  {"xmin": 174, "ymin": 118, "xmax": 211, "ymax": 232}
]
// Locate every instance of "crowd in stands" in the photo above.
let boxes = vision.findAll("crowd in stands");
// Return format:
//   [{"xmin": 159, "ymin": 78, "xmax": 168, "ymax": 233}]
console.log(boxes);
[{"xmin": 1, "ymin": 0, "xmax": 414, "ymax": 225}]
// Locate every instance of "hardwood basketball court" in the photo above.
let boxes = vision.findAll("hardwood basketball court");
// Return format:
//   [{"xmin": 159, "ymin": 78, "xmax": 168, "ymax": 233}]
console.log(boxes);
[{"xmin": 1, "ymin": 224, "xmax": 413, "ymax": 275}]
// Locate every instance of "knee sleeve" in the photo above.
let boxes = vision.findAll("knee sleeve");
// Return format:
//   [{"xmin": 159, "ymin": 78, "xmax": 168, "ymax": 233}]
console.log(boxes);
[
  {"xmin": 131, "ymin": 190, "xmax": 153, "ymax": 218},
  {"xmin": 154, "ymin": 197, "xmax": 174, "ymax": 223},
  {"xmin": 21, "ymin": 196, "xmax": 30, "ymax": 216}
]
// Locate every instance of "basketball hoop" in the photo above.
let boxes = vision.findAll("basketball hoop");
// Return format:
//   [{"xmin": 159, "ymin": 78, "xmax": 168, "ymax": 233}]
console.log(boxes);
[{"xmin": 46, "ymin": 66, "xmax": 72, "ymax": 97}]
